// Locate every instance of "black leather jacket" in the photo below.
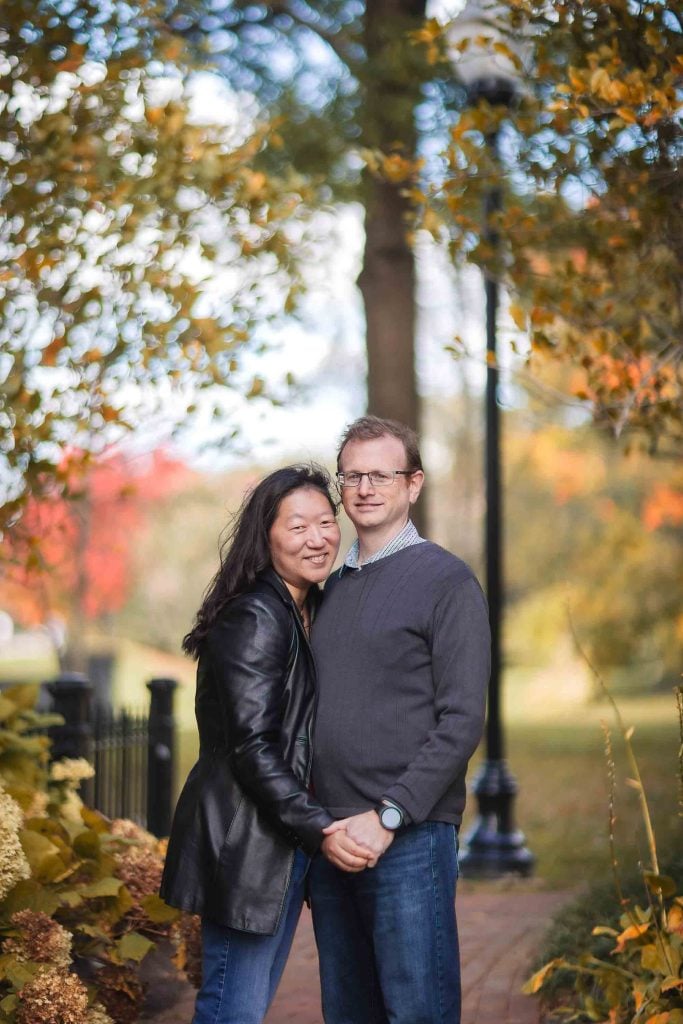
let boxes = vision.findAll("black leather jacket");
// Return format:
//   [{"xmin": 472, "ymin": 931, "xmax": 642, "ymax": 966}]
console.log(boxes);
[{"xmin": 159, "ymin": 570, "xmax": 334, "ymax": 934}]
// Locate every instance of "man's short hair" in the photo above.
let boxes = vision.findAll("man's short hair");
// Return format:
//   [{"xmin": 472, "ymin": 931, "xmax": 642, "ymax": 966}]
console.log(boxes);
[{"xmin": 337, "ymin": 416, "xmax": 423, "ymax": 473}]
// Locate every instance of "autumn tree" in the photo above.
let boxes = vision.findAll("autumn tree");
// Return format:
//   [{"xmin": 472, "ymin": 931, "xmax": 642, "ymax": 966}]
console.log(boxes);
[
  {"xmin": 163, "ymin": 1, "xmax": 448, "ymax": 528},
  {"xmin": 501, "ymin": 419, "xmax": 683, "ymax": 690},
  {"xmin": 0, "ymin": 0, "xmax": 317, "ymax": 529},
  {"xmin": 0, "ymin": 448, "xmax": 193, "ymax": 671},
  {"xmin": 418, "ymin": 0, "xmax": 682, "ymax": 447}
]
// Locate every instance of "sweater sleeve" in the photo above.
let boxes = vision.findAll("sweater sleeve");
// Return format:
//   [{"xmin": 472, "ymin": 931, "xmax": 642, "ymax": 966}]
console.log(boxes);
[
  {"xmin": 205, "ymin": 596, "xmax": 334, "ymax": 854},
  {"xmin": 383, "ymin": 576, "xmax": 490, "ymax": 824}
]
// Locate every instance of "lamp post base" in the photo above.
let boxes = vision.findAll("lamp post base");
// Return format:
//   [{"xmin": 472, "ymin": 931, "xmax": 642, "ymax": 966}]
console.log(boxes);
[{"xmin": 459, "ymin": 759, "xmax": 535, "ymax": 878}]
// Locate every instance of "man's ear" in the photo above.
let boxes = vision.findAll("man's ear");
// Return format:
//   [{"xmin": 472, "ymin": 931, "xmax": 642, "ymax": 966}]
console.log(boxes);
[{"xmin": 408, "ymin": 471, "xmax": 425, "ymax": 504}]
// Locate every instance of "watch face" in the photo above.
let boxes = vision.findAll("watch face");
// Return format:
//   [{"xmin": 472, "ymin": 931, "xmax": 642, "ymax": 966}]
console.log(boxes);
[{"xmin": 380, "ymin": 805, "xmax": 402, "ymax": 830}]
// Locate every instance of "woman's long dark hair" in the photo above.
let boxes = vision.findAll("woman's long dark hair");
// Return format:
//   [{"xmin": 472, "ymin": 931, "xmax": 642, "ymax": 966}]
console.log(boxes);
[{"xmin": 182, "ymin": 463, "xmax": 337, "ymax": 658}]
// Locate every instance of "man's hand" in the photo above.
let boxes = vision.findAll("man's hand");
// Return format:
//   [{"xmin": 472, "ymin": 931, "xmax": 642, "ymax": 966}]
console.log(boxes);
[
  {"xmin": 321, "ymin": 830, "xmax": 373, "ymax": 872},
  {"xmin": 323, "ymin": 811, "xmax": 394, "ymax": 866}
]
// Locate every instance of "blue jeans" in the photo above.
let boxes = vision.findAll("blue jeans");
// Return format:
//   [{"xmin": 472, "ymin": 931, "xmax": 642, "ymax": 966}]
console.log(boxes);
[
  {"xmin": 310, "ymin": 821, "xmax": 460, "ymax": 1024},
  {"xmin": 192, "ymin": 848, "xmax": 308, "ymax": 1024}
]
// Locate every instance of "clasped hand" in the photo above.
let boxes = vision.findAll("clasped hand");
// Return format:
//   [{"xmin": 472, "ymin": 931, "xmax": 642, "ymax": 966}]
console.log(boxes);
[{"xmin": 321, "ymin": 811, "xmax": 394, "ymax": 872}]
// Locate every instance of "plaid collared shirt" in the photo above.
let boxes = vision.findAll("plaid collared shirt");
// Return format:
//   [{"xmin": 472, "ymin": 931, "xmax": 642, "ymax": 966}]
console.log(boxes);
[{"xmin": 341, "ymin": 519, "xmax": 425, "ymax": 573}]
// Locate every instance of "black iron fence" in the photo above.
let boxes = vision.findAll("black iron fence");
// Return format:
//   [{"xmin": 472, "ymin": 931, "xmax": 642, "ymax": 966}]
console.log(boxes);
[{"xmin": 45, "ymin": 673, "xmax": 177, "ymax": 837}]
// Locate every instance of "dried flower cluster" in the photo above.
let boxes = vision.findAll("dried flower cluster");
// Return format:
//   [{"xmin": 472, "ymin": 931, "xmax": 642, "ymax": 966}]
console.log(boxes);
[
  {"xmin": 50, "ymin": 758, "xmax": 95, "ymax": 783},
  {"xmin": 95, "ymin": 964, "xmax": 145, "ymax": 1024},
  {"xmin": 110, "ymin": 819, "xmax": 155, "ymax": 847},
  {"xmin": 85, "ymin": 1005, "xmax": 114, "ymax": 1024},
  {"xmin": 16, "ymin": 967, "xmax": 89, "ymax": 1024},
  {"xmin": 0, "ymin": 782, "xmax": 31, "ymax": 900},
  {"xmin": 5, "ymin": 910, "xmax": 72, "ymax": 968},
  {"xmin": 115, "ymin": 844, "xmax": 164, "ymax": 905},
  {"xmin": 23, "ymin": 788, "xmax": 49, "ymax": 820}
]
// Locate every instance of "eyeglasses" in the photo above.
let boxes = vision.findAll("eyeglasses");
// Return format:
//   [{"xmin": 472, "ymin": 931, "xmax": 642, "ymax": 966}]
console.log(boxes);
[{"xmin": 336, "ymin": 470, "xmax": 413, "ymax": 488}]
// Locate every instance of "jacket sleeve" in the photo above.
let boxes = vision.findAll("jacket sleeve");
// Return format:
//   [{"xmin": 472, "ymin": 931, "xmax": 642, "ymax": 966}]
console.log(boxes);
[
  {"xmin": 205, "ymin": 595, "xmax": 334, "ymax": 855},
  {"xmin": 383, "ymin": 575, "xmax": 491, "ymax": 824}
]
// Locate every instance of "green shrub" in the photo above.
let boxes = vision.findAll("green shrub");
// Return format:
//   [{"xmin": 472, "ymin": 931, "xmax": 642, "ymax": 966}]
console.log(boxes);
[
  {"xmin": 0, "ymin": 685, "xmax": 182, "ymax": 1024},
  {"xmin": 524, "ymin": 686, "xmax": 683, "ymax": 1024}
]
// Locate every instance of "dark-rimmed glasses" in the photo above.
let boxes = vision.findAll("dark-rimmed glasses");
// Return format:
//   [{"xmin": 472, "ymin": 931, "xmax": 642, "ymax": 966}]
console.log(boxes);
[{"xmin": 336, "ymin": 470, "xmax": 413, "ymax": 488}]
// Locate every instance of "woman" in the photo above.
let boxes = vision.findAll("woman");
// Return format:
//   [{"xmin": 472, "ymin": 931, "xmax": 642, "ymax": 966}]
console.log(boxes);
[{"xmin": 160, "ymin": 465, "xmax": 368, "ymax": 1024}]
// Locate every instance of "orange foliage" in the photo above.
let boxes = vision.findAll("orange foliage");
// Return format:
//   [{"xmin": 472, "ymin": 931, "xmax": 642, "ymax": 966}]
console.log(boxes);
[
  {"xmin": 642, "ymin": 485, "xmax": 683, "ymax": 532},
  {"xmin": 527, "ymin": 432, "xmax": 606, "ymax": 505}
]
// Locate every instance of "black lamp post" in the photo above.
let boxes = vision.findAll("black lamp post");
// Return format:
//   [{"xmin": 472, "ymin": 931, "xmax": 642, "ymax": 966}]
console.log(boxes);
[{"xmin": 449, "ymin": 0, "xmax": 534, "ymax": 877}]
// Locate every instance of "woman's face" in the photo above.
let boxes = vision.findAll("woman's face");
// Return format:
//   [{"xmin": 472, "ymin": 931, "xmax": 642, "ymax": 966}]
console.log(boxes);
[{"xmin": 269, "ymin": 486, "xmax": 341, "ymax": 592}]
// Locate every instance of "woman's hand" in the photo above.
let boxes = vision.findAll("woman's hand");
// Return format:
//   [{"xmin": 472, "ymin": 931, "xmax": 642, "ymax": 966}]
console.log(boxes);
[
  {"xmin": 321, "ymin": 830, "xmax": 374, "ymax": 872},
  {"xmin": 323, "ymin": 812, "xmax": 394, "ymax": 866}
]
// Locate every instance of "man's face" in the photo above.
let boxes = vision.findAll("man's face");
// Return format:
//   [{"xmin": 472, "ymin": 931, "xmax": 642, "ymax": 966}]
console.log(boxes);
[{"xmin": 338, "ymin": 435, "xmax": 424, "ymax": 534}]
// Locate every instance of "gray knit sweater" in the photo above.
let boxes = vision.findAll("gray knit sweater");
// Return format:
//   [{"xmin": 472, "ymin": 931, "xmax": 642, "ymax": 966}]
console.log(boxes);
[{"xmin": 311, "ymin": 542, "xmax": 491, "ymax": 827}]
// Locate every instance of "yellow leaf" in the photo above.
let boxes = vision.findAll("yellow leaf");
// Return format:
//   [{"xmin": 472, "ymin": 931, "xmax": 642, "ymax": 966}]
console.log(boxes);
[
  {"xmin": 667, "ymin": 904, "xmax": 683, "ymax": 934},
  {"xmin": 568, "ymin": 69, "xmax": 584, "ymax": 90},
  {"xmin": 613, "ymin": 921, "xmax": 649, "ymax": 952},
  {"xmin": 246, "ymin": 376, "xmax": 265, "ymax": 399},
  {"xmin": 522, "ymin": 959, "xmax": 562, "ymax": 994},
  {"xmin": 590, "ymin": 68, "xmax": 610, "ymax": 96},
  {"xmin": 509, "ymin": 303, "xmax": 527, "ymax": 330},
  {"xmin": 616, "ymin": 107, "xmax": 637, "ymax": 124}
]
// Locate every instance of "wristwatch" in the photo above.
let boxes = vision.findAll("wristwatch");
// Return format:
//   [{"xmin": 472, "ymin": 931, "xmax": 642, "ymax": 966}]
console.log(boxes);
[{"xmin": 376, "ymin": 799, "xmax": 404, "ymax": 831}]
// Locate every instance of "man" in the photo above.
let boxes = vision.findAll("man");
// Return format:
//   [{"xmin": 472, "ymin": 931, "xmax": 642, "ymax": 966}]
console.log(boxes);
[{"xmin": 310, "ymin": 415, "xmax": 491, "ymax": 1024}]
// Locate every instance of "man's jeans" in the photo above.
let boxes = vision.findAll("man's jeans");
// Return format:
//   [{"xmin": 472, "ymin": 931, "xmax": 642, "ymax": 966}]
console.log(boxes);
[
  {"xmin": 192, "ymin": 848, "xmax": 308, "ymax": 1024},
  {"xmin": 310, "ymin": 821, "xmax": 460, "ymax": 1024}
]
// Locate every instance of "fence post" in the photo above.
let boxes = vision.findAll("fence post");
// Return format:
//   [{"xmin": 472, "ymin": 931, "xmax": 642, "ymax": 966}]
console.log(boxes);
[
  {"xmin": 47, "ymin": 673, "xmax": 95, "ymax": 805},
  {"xmin": 47, "ymin": 673, "xmax": 94, "ymax": 761},
  {"xmin": 146, "ymin": 677, "xmax": 177, "ymax": 837}
]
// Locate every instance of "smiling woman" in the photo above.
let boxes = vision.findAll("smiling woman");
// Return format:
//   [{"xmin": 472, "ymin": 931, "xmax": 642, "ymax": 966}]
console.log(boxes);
[
  {"xmin": 158, "ymin": 465, "xmax": 368, "ymax": 1024},
  {"xmin": 268, "ymin": 487, "xmax": 341, "ymax": 633}
]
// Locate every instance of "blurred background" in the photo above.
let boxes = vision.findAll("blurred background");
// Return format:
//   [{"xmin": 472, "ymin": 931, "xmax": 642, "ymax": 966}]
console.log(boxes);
[{"xmin": 1, "ymin": 0, "xmax": 680, "ymax": 888}]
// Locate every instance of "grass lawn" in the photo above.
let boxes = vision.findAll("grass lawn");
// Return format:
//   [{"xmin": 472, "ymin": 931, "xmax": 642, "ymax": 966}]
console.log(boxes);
[
  {"xmin": 460, "ymin": 686, "xmax": 681, "ymax": 889},
  {"xmin": 175, "ymin": 673, "xmax": 681, "ymax": 892}
]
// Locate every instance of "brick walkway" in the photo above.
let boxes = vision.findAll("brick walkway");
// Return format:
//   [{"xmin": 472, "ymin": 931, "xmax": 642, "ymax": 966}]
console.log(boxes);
[{"xmin": 142, "ymin": 885, "xmax": 572, "ymax": 1024}]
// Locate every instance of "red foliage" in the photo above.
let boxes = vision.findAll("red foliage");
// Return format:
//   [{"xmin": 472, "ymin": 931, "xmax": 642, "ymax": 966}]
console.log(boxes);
[{"xmin": 1, "ymin": 449, "xmax": 193, "ymax": 628}]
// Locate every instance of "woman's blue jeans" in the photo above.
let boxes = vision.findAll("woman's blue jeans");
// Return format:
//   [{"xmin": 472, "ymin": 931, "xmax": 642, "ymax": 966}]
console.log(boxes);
[
  {"xmin": 192, "ymin": 848, "xmax": 309, "ymax": 1024},
  {"xmin": 310, "ymin": 821, "xmax": 460, "ymax": 1024}
]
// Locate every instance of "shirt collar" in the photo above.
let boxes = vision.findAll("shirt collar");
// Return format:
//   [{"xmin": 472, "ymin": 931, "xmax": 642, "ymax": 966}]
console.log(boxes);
[{"xmin": 342, "ymin": 520, "xmax": 424, "ymax": 573}]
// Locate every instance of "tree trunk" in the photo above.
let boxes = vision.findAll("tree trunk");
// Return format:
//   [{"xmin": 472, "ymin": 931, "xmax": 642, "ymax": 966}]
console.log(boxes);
[
  {"xmin": 59, "ymin": 493, "xmax": 92, "ymax": 674},
  {"xmin": 359, "ymin": 0, "xmax": 428, "ymax": 533}
]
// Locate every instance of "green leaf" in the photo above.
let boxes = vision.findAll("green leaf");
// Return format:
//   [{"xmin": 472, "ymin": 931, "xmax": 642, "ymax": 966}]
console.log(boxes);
[
  {"xmin": 643, "ymin": 873, "xmax": 676, "ymax": 898},
  {"xmin": 0, "ymin": 994, "xmax": 18, "ymax": 1014},
  {"xmin": 140, "ymin": 893, "xmax": 179, "ymax": 924},
  {"xmin": 0, "ymin": 956, "xmax": 39, "ymax": 989},
  {"xmin": 117, "ymin": 931, "xmax": 154, "ymax": 962},
  {"xmin": 19, "ymin": 829, "xmax": 64, "ymax": 880},
  {"xmin": 0, "ymin": 880, "xmax": 61, "ymax": 921},
  {"xmin": 640, "ymin": 942, "xmax": 670, "ymax": 975},
  {"xmin": 58, "ymin": 890, "xmax": 84, "ymax": 908},
  {"xmin": 80, "ymin": 807, "xmax": 110, "ymax": 833},
  {"xmin": 73, "ymin": 829, "xmax": 101, "ymax": 859},
  {"xmin": 79, "ymin": 876, "xmax": 123, "ymax": 898},
  {"xmin": 0, "ymin": 695, "xmax": 18, "ymax": 722}
]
